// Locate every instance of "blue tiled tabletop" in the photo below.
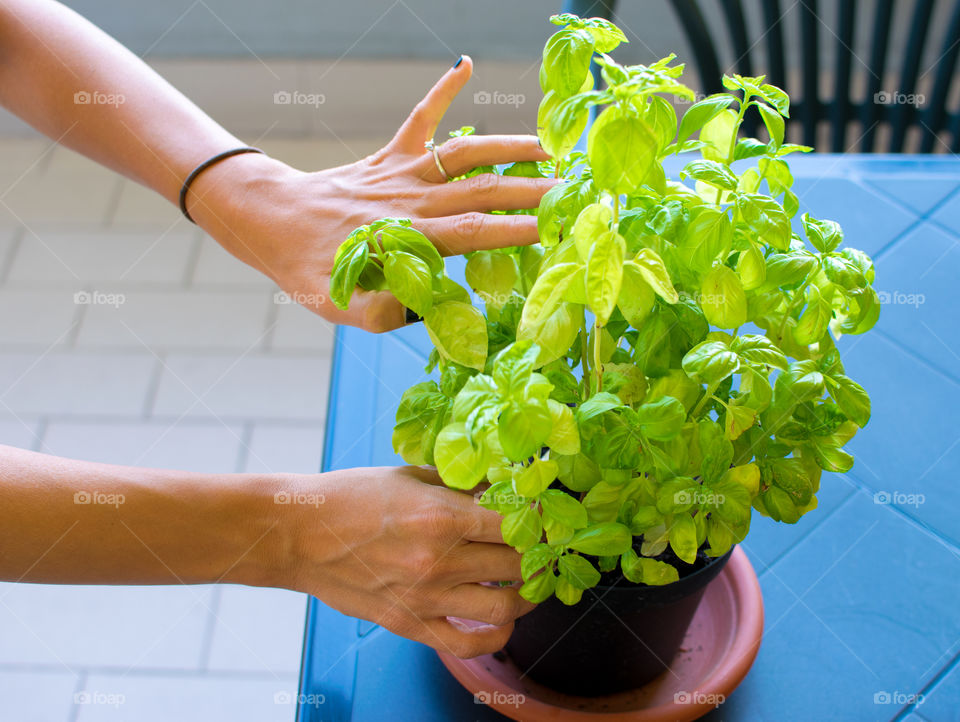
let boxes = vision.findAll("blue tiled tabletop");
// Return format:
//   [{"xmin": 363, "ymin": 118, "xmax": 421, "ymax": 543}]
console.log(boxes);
[{"xmin": 298, "ymin": 155, "xmax": 960, "ymax": 722}]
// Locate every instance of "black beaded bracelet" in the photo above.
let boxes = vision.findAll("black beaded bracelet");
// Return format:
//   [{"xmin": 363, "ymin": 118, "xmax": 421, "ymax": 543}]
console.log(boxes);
[{"xmin": 178, "ymin": 147, "xmax": 265, "ymax": 223}]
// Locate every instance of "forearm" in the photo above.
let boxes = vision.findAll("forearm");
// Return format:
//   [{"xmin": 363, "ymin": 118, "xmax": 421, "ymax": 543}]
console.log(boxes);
[
  {"xmin": 0, "ymin": 444, "xmax": 296, "ymax": 587},
  {"xmin": 0, "ymin": 0, "xmax": 240, "ymax": 204}
]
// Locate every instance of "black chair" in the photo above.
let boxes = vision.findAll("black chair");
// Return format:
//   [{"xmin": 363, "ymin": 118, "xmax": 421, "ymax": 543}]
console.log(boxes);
[{"xmin": 560, "ymin": 0, "xmax": 960, "ymax": 153}]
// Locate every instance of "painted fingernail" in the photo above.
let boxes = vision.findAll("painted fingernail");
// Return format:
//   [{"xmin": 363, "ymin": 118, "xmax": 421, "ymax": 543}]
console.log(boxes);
[
  {"xmin": 453, "ymin": 55, "xmax": 464, "ymax": 68},
  {"xmin": 537, "ymin": 137, "xmax": 543, "ymax": 149},
  {"xmin": 404, "ymin": 307, "xmax": 423, "ymax": 325}
]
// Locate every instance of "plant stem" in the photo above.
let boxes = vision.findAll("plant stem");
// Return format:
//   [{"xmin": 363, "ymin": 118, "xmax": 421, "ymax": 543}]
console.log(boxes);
[
  {"xmin": 691, "ymin": 380, "xmax": 721, "ymax": 418},
  {"xmin": 580, "ymin": 309, "xmax": 590, "ymax": 396},
  {"xmin": 715, "ymin": 94, "xmax": 749, "ymax": 205},
  {"xmin": 593, "ymin": 321, "xmax": 603, "ymax": 393}
]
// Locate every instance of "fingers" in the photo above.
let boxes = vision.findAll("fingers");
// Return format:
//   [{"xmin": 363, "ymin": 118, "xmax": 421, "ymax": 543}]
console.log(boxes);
[
  {"xmin": 425, "ymin": 174, "xmax": 557, "ymax": 216},
  {"xmin": 447, "ymin": 541, "xmax": 523, "ymax": 584},
  {"xmin": 435, "ymin": 584, "xmax": 534, "ymax": 626},
  {"xmin": 415, "ymin": 212, "xmax": 539, "ymax": 255},
  {"xmin": 422, "ymin": 616, "xmax": 515, "ymax": 658},
  {"xmin": 447, "ymin": 496, "xmax": 506, "ymax": 544},
  {"xmin": 308, "ymin": 287, "xmax": 405, "ymax": 334},
  {"xmin": 394, "ymin": 56, "xmax": 473, "ymax": 152},
  {"xmin": 420, "ymin": 134, "xmax": 549, "ymax": 182}
]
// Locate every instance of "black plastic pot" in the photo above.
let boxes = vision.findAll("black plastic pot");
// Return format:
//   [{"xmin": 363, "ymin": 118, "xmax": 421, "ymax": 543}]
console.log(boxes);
[{"xmin": 505, "ymin": 546, "xmax": 734, "ymax": 697}]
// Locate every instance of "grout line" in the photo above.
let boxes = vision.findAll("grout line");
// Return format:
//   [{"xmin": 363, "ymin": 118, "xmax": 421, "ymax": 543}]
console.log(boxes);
[
  {"xmin": 749, "ymin": 484, "xmax": 859, "ymax": 579},
  {"xmin": 31, "ymin": 417, "xmax": 49, "ymax": 454},
  {"xmin": 842, "ymin": 468, "xmax": 960, "ymax": 556},
  {"xmin": 196, "ymin": 585, "xmax": 223, "ymax": 673},
  {"xmin": 870, "ymin": 182, "xmax": 960, "ymax": 262},
  {"xmin": 895, "ymin": 648, "xmax": 960, "ymax": 721},
  {"xmin": 181, "ymin": 229, "xmax": 206, "ymax": 288},
  {"xmin": 873, "ymin": 329, "xmax": 960, "ymax": 388},
  {"xmin": 0, "ymin": 661, "xmax": 301, "ymax": 680},
  {"xmin": 0, "ymin": 226, "xmax": 25, "ymax": 283},
  {"xmin": 101, "ymin": 178, "xmax": 126, "ymax": 227},
  {"xmin": 141, "ymin": 354, "xmax": 167, "ymax": 419},
  {"xmin": 234, "ymin": 421, "xmax": 255, "ymax": 473},
  {"xmin": 861, "ymin": 176, "xmax": 960, "ymax": 246},
  {"xmin": 66, "ymin": 669, "xmax": 87, "ymax": 722},
  {"xmin": 261, "ymin": 289, "xmax": 281, "ymax": 351}
]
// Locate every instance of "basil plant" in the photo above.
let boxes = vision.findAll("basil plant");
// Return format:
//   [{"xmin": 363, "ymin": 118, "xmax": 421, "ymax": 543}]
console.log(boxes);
[{"xmin": 329, "ymin": 14, "xmax": 878, "ymax": 605}]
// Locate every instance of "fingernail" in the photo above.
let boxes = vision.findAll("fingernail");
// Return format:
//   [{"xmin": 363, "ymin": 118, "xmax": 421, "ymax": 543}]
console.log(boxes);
[
  {"xmin": 537, "ymin": 137, "xmax": 543, "ymax": 149},
  {"xmin": 453, "ymin": 55, "xmax": 464, "ymax": 68},
  {"xmin": 404, "ymin": 307, "xmax": 423, "ymax": 325}
]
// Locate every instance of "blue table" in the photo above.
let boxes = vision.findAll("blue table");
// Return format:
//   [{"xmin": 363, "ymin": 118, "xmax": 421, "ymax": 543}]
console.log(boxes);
[{"xmin": 298, "ymin": 155, "xmax": 960, "ymax": 722}]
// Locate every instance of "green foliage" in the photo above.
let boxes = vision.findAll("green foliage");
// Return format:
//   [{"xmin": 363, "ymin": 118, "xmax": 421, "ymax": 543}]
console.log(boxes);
[{"xmin": 328, "ymin": 14, "xmax": 878, "ymax": 605}]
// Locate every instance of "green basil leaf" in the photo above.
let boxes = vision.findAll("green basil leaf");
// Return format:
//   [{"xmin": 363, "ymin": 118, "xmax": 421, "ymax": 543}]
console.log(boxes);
[
  {"xmin": 677, "ymin": 94, "xmax": 736, "ymax": 145},
  {"xmin": 756, "ymin": 102, "xmax": 784, "ymax": 148},
  {"xmin": 700, "ymin": 265, "xmax": 748, "ymax": 328},
  {"xmin": 588, "ymin": 105, "xmax": 658, "ymax": 194},
  {"xmin": 827, "ymin": 374, "xmax": 871, "ymax": 427},
  {"xmin": 521, "ymin": 543, "xmax": 556, "ymax": 581},
  {"xmin": 568, "ymin": 522, "xmax": 633, "ymax": 556},
  {"xmin": 465, "ymin": 252, "xmax": 519, "ymax": 308},
  {"xmin": 546, "ymin": 399, "xmax": 580, "ymax": 455},
  {"xmin": 519, "ymin": 568, "xmax": 557, "ymax": 602},
  {"xmin": 433, "ymin": 423, "xmax": 490, "ymax": 490},
  {"xmin": 541, "ymin": 489, "xmax": 589, "ymax": 529},
  {"xmin": 521, "ymin": 262, "xmax": 580, "ymax": 330},
  {"xmin": 330, "ymin": 239, "xmax": 369, "ymax": 310},
  {"xmin": 680, "ymin": 159, "xmax": 739, "ymax": 191},
  {"xmin": 678, "ymin": 206, "xmax": 733, "ymax": 273},
  {"xmin": 585, "ymin": 230, "xmax": 626, "ymax": 325},
  {"xmin": 668, "ymin": 513, "xmax": 699, "ymax": 564},
  {"xmin": 424, "ymin": 301, "xmax": 488, "ymax": 371},
  {"xmin": 513, "ymin": 457, "xmax": 559, "ymax": 497},
  {"xmin": 383, "ymin": 251, "xmax": 433, "ymax": 317},
  {"xmin": 634, "ymin": 396, "xmax": 686, "ymax": 440},
  {"xmin": 502, "ymin": 506, "xmax": 543, "ymax": 552},
  {"xmin": 736, "ymin": 193, "xmax": 791, "ymax": 251},
  {"xmin": 801, "ymin": 213, "xmax": 843, "ymax": 254},
  {"xmin": 499, "ymin": 399, "xmax": 552, "ymax": 462},
  {"xmin": 793, "ymin": 284, "xmax": 833, "ymax": 345},
  {"xmin": 558, "ymin": 553, "xmax": 601, "ymax": 589},
  {"xmin": 682, "ymin": 340, "xmax": 740, "ymax": 384},
  {"xmin": 542, "ymin": 27, "xmax": 595, "ymax": 97},
  {"xmin": 629, "ymin": 248, "xmax": 679, "ymax": 303}
]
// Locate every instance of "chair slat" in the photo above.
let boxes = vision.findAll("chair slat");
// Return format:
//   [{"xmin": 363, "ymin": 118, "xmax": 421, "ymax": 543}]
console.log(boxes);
[
  {"xmin": 799, "ymin": 0, "xmax": 820, "ymax": 147},
  {"xmin": 860, "ymin": 0, "xmax": 895, "ymax": 152},
  {"xmin": 920, "ymin": 0, "xmax": 960, "ymax": 152},
  {"xmin": 668, "ymin": 0, "xmax": 725, "ymax": 96},
  {"xmin": 760, "ymin": 0, "xmax": 787, "ymax": 91},
  {"xmin": 831, "ymin": 0, "xmax": 856, "ymax": 152},
  {"xmin": 889, "ymin": 0, "xmax": 935, "ymax": 152}
]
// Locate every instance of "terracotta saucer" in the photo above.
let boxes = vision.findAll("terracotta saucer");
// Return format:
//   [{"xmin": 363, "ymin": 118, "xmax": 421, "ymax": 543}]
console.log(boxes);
[{"xmin": 438, "ymin": 546, "xmax": 763, "ymax": 722}]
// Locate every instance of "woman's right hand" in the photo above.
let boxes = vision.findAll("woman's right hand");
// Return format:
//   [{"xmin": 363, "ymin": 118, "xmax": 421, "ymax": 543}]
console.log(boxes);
[{"xmin": 282, "ymin": 465, "xmax": 534, "ymax": 658}]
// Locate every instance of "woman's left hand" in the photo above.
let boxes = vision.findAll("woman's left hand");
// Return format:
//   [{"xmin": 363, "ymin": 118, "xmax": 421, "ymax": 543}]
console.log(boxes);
[{"xmin": 188, "ymin": 56, "xmax": 554, "ymax": 332}]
